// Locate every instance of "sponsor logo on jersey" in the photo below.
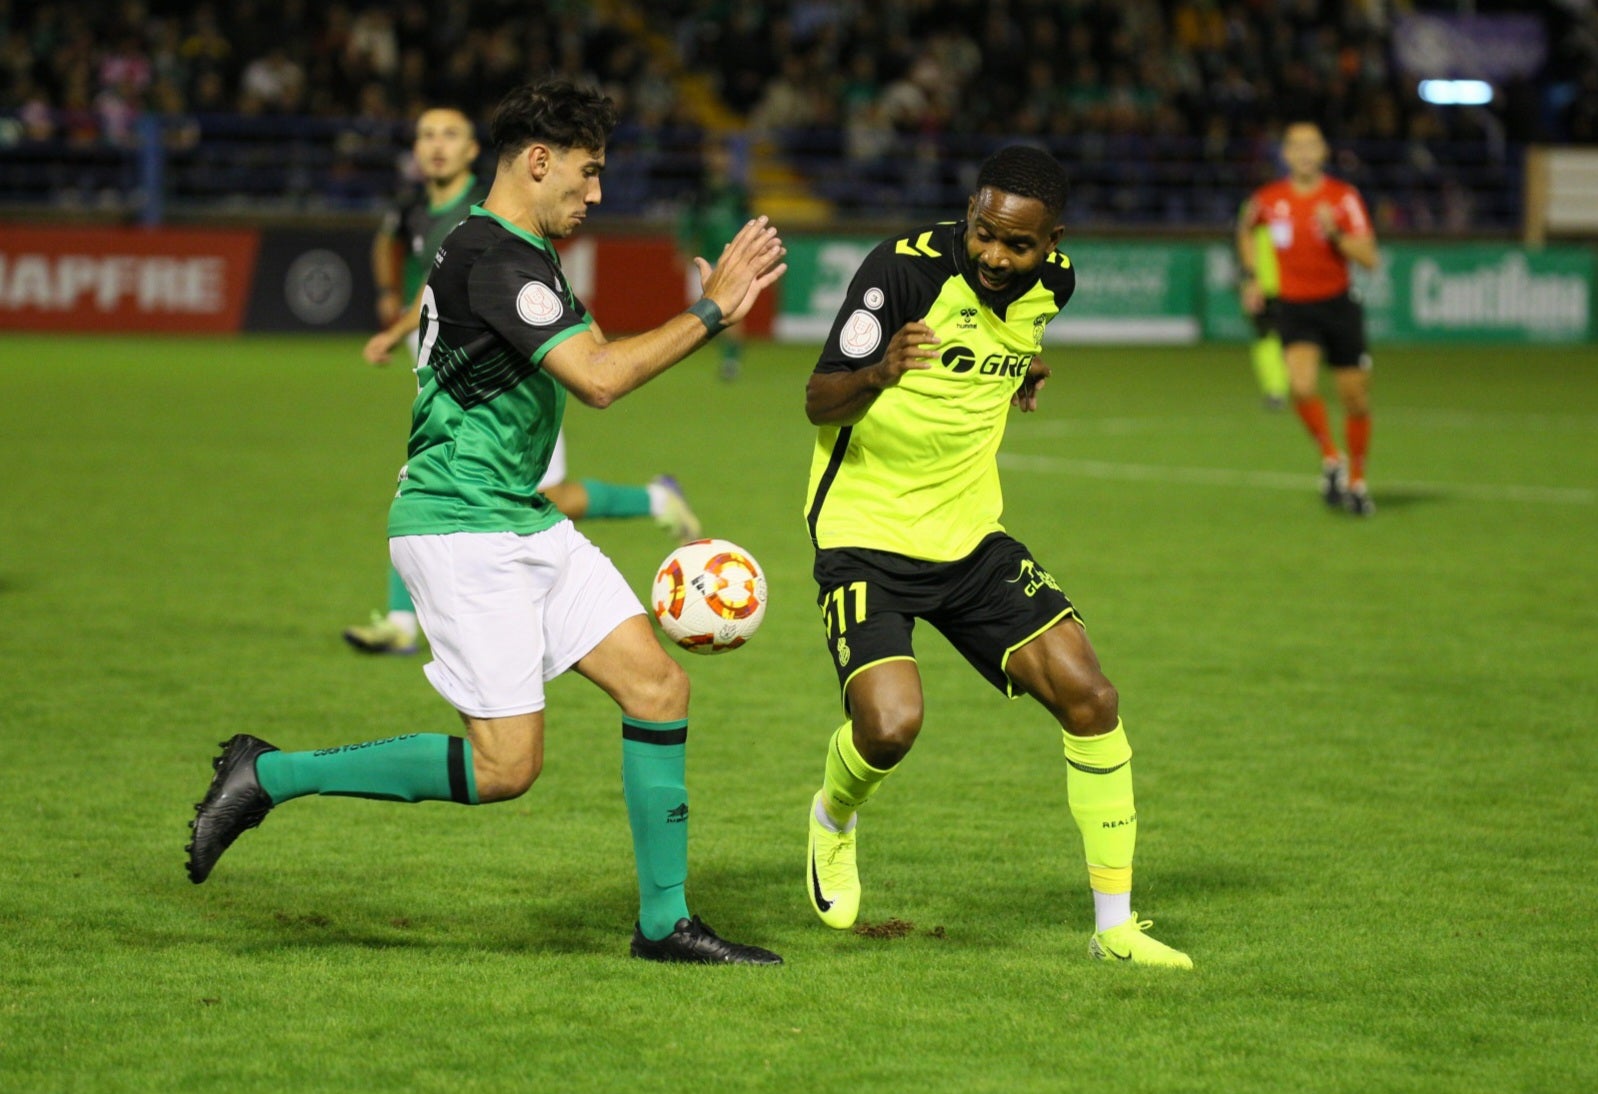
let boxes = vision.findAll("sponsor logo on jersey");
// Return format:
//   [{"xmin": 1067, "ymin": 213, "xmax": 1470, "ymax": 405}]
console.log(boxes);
[
  {"xmin": 940, "ymin": 344, "xmax": 1033, "ymax": 377},
  {"xmin": 956, "ymin": 306, "xmax": 978, "ymax": 330},
  {"xmin": 839, "ymin": 309, "xmax": 882, "ymax": 358},
  {"xmin": 516, "ymin": 281, "xmax": 563, "ymax": 326}
]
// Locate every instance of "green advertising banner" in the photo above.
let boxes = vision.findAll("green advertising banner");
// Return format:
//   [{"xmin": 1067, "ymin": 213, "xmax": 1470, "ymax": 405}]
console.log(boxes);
[
  {"xmin": 776, "ymin": 236, "xmax": 1204, "ymax": 344},
  {"xmin": 777, "ymin": 236, "xmax": 1594, "ymax": 345},
  {"xmin": 1203, "ymin": 243, "xmax": 1594, "ymax": 344},
  {"xmin": 1053, "ymin": 242, "xmax": 1201, "ymax": 343}
]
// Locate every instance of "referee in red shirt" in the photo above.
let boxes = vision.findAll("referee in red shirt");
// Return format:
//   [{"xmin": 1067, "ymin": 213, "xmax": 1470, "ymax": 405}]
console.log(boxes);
[{"xmin": 1238, "ymin": 122, "xmax": 1380, "ymax": 516}]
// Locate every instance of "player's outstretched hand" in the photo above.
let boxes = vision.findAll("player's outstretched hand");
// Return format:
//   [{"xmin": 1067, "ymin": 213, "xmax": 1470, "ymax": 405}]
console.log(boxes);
[
  {"xmin": 695, "ymin": 215, "xmax": 787, "ymax": 326},
  {"xmin": 878, "ymin": 321, "xmax": 939, "ymax": 386},
  {"xmin": 1012, "ymin": 356, "xmax": 1050, "ymax": 412},
  {"xmin": 362, "ymin": 330, "xmax": 400, "ymax": 366}
]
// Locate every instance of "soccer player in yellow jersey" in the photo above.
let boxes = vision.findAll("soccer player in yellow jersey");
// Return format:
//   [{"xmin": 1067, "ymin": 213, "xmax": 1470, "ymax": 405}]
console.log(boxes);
[
  {"xmin": 1244, "ymin": 208, "xmax": 1289, "ymax": 409},
  {"xmin": 802, "ymin": 146, "xmax": 1191, "ymax": 968}
]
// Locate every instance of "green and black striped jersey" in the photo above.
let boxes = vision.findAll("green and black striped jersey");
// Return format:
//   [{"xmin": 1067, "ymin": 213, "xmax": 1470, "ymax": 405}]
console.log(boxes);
[
  {"xmin": 805, "ymin": 220, "xmax": 1075, "ymax": 562},
  {"xmin": 379, "ymin": 174, "xmax": 490, "ymax": 301},
  {"xmin": 388, "ymin": 206, "xmax": 592, "ymax": 538}
]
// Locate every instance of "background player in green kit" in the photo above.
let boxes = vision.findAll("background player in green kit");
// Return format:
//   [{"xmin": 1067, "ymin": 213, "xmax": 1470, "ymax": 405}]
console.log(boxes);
[
  {"xmin": 677, "ymin": 140, "xmax": 751, "ymax": 381},
  {"xmin": 801, "ymin": 146, "xmax": 1191, "ymax": 969},
  {"xmin": 347, "ymin": 105, "xmax": 699, "ymax": 656},
  {"xmin": 188, "ymin": 81, "xmax": 789, "ymax": 964}
]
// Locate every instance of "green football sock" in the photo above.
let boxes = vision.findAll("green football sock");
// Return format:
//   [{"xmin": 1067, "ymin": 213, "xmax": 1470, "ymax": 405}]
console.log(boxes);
[
  {"xmin": 1063, "ymin": 720, "xmax": 1136, "ymax": 895},
  {"xmin": 255, "ymin": 733, "xmax": 477, "ymax": 805},
  {"xmin": 386, "ymin": 564, "xmax": 414, "ymax": 613},
  {"xmin": 1251, "ymin": 334, "xmax": 1288, "ymax": 399},
  {"xmin": 580, "ymin": 479, "xmax": 651, "ymax": 519},
  {"xmin": 820, "ymin": 721, "xmax": 894, "ymax": 829},
  {"xmin": 621, "ymin": 717, "xmax": 692, "ymax": 940}
]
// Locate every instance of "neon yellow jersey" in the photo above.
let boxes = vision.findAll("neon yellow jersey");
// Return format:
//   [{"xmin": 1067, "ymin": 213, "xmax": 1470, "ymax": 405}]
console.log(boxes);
[
  {"xmin": 1251, "ymin": 221, "xmax": 1280, "ymax": 297},
  {"xmin": 804, "ymin": 222, "xmax": 1076, "ymax": 562}
]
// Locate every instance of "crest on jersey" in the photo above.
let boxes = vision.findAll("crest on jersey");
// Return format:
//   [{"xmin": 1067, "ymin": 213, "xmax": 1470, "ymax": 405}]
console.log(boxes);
[
  {"xmin": 839, "ymin": 309, "xmax": 882, "ymax": 358},
  {"xmin": 516, "ymin": 281, "xmax": 563, "ymax": 326},
  {"xmin": 863, "ymin": 287, "xmax": 885, "ymax": 310}
]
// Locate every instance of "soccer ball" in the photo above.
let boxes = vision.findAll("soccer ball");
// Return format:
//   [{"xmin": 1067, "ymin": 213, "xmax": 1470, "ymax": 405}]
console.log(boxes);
[{"xmin": 651, "ymin": 538, "xmax": 767, "ymax": 654}]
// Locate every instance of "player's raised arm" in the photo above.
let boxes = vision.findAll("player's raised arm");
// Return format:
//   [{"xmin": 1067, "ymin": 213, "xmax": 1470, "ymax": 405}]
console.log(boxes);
[
  {"xmin": 804, "ymin": 321, "xmax": 939, "ymax": 425},
  {"xmin": 540, "ymin": 217, "xmax": 786, "ymax": 408}
]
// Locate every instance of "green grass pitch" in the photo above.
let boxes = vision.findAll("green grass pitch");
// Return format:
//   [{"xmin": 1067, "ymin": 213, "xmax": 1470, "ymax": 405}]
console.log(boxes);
[{"xmin": 1, "ymin": 334, "xmax": 1594, "ymax": 1093}]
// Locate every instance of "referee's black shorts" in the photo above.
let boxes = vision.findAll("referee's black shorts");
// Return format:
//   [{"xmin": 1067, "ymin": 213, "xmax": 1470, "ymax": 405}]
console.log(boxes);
[
  {"xmin": 813, "ymin": 532, "xmax": 1077, "ymax": 704},
  {"xmin": 1276, "ymin": 291, "xmax": 1370, "ymax": 368}
]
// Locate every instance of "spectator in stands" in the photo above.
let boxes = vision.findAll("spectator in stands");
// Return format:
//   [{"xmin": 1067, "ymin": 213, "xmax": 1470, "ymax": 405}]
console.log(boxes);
[
  {"xmin": 179, "ymin": 6, "xmax": 233, "ymax": 91},
  {"xmin": 240, "ymin": 48, "xmax": 306, "ymax": 115}
]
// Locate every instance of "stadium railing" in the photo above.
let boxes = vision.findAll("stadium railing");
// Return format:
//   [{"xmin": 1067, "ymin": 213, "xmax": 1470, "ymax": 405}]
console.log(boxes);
[{"xmin": 0, "ymin": 111, "xmax": 1524, "ymax": 235}]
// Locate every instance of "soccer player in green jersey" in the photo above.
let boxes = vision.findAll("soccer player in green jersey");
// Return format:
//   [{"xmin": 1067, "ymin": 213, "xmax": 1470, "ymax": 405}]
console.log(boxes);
[
  {"xmin": 189, "ymin": 81, "xmax": 788, "ymax": 965},
  {"xmin": 801, "ymin": 146, "xmax": 1191, "ymax": 969},
  {"xmin": 347, "ymin": 105, "xmax": 700, "ymax": 656}
]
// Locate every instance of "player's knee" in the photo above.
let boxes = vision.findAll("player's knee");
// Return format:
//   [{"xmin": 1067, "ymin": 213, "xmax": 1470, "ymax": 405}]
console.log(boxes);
[
  {"xmin": 626, "ymin": 656, "xmax": 690, "ymax": 723},
  {"xmin": 1064, "ymin": 679, "xmax": 1119, "ymax": 736},
  {"xmin": 476, "ymin": 751, "xmax": 542, "ymax": 803},
  {"xmin": 856, "ymin": 703, "xmax": 923, "ymax": 768}
]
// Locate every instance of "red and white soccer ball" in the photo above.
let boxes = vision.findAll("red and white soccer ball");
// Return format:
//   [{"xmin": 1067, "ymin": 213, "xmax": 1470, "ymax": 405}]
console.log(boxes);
[{"xmin": 651, "ymin": 538, "xmax": 768, "ymax": 654}]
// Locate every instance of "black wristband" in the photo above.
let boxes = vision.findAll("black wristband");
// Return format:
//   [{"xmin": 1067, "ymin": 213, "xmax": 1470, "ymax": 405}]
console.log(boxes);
[{"xmin": 687, "ymin": 296, "xmax": 725, "ymax": 335}]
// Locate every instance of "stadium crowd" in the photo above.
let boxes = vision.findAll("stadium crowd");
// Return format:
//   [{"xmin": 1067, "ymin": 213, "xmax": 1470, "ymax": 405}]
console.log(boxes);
[{"xmin": 3, "ymin": 1, "xmax": 1596, "ymax": 227}]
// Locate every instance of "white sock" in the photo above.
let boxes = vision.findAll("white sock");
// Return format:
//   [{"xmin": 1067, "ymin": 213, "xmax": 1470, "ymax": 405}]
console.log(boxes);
[
  {"xmin": 813, "ymin": 797, "xmax": 856, "ymax": 834},
  {"xmin": 645, "ymin": 482, "xmax": 669, "ymax": 517},
  {"xmin": 1092, "ymin": 890, "xmax": 1132, "ymax": 933},
  {"xmin": 386, "ymin": 610, "xmax": 418, "ymax": 638}
]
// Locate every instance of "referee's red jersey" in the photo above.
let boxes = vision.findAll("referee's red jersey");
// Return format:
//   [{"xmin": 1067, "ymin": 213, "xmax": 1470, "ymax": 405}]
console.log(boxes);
[{"xmin": 1246, "ymin": 177, "xmax": 1372, "ymax": 303}]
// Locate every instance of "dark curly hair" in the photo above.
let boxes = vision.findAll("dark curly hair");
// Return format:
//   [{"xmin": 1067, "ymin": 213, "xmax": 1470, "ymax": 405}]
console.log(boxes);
[
  {"xmin": 489, "ymin": 81, "xmax": 618, "ymax": 161},
  {"xmin": 976, "ymin": 145, "xmax": 1069, "ymax": 218}
]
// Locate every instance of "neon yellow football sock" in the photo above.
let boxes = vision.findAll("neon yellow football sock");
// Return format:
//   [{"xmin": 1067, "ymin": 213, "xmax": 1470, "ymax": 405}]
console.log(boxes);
[
  {"xmin": 1063, "ymin": 720, "xmax": 1136, "ymax": 895},
  {"xmin": 1251, "ymin": 334, "xmax": 1288, "ymax": 400},
  {"xmin": 820, "ymin": 721, "xmax": 893, "ymax": 829}
]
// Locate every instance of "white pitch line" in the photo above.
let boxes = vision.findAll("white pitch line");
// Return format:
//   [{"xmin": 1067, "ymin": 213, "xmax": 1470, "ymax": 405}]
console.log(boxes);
[
  {"xmin": 1018, "ymin": 409, "xmax": 1598, "ymax": 438},
  {"xmin": 998, "ymin": 453, "xmax": 1596, "ymax": 505}
]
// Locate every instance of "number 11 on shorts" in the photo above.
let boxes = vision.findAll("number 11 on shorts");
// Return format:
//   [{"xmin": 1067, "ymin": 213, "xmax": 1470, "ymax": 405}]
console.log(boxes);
[{"xmin": 822, "ymin": 581, "xmax": 867, "ymax": 638}]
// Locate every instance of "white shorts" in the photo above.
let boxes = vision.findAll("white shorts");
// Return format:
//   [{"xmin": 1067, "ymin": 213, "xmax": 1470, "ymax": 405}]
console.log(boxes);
[{"xmin": 390, "ymin": 523, "xmax": 645, "ymax": 718}]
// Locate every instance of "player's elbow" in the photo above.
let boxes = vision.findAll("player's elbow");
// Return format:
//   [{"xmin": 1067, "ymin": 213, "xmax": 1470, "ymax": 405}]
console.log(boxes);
[
  {"xmin": 577, "ymin": 384, "xmax": 619, "ymax": 410},
  {"xmin": 565, "ymin": 372, "xmax": 621, "ymax": 409},
  {"xmin": 804, "ymin": 377, "xmax": 840, "ymax": 424}
]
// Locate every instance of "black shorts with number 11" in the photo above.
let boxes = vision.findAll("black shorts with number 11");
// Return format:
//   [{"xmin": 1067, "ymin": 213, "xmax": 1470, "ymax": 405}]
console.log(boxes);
[{"xmin": 814, "ymin": 532, "xmax": 1078, "ymax": 703}]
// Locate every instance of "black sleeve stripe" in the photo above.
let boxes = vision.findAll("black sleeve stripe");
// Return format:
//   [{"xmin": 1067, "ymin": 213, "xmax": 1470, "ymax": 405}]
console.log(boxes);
[{"xmin": 805, "ymin": 425, "xmax": 853, "ymax": 547}]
